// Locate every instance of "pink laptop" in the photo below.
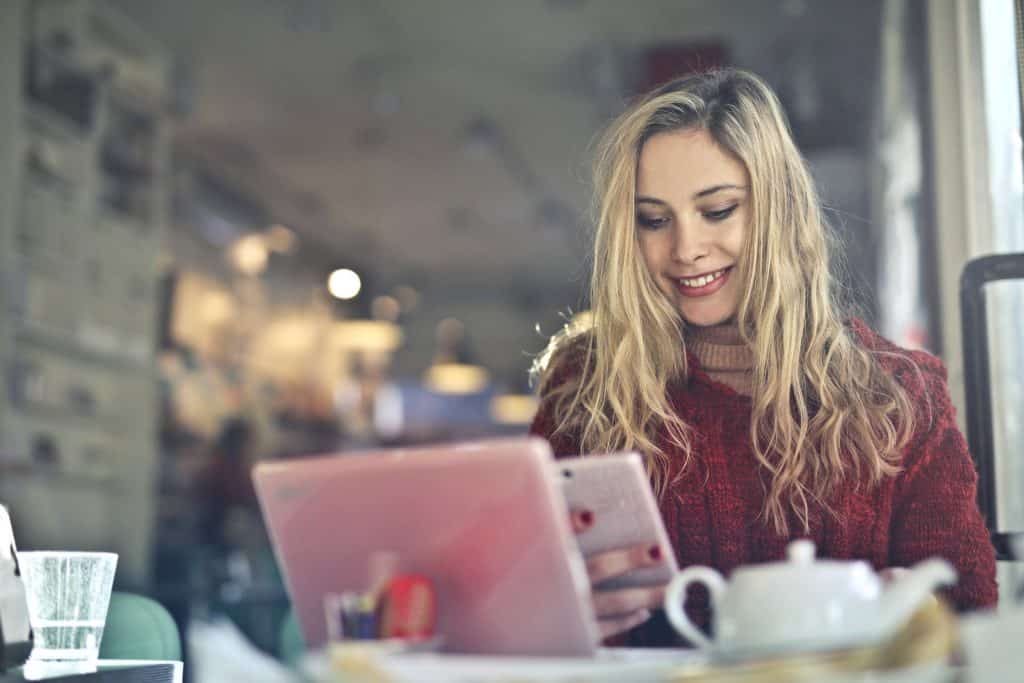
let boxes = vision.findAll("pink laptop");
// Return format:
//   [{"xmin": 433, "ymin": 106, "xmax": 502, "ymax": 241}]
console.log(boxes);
[{"xmin": 252, "ymin": 437, "xmax": 599, "ymax": 656}]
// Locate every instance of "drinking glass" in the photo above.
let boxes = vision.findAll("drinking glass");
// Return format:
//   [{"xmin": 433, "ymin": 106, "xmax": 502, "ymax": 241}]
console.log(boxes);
[{"xmin": 18, "ymin": 551, "xmax": 117, "ymax": 677}]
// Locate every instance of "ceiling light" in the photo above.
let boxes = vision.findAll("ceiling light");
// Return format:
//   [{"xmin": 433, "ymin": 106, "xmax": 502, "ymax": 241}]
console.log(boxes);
[
  {"xmin": 265, "ymin": 224, "xmax": 297, "ymax": 253},
  {"xmin": 200, "ymin": 291, "xmax": 235, "ymax": 324},
  {"xmin": 393, "ymin": 286, "xmax": 419, "ymax": 313},
  {"xmin": 490, "ymin": 394, "xmax": 539, "ymax": 425},
  {"xmin": 435, "ymin": 317, "xmax": 465, "ymax": 345},
  {"xmin": 423, "ymin": 363, "xmax": 490, "ymax": 395},
  {"xmin": 328, "ymin": 269, "xmax": 361, "ymax": 300},
  {"xmin": 372, "ymin": 295, "xmax": 401, "ymax": 322},
  {"xmin": 331, "ymin": 320, "xmax": 403, "ymax": 352},
  {"xmin": 229, "ymin": 234, "xmax": 269, "ymax": 275}
]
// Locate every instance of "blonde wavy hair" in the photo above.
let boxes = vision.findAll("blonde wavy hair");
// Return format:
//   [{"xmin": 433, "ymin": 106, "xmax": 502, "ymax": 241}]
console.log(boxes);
[{"xmin": 534, "ymin": 68, "xmax": 916, "ymax": 535}]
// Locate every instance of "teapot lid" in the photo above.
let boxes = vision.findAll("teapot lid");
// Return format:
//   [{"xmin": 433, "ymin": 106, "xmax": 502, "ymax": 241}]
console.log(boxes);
[
  {"xmin": 734, "ymin": 538, "xmax": 874, "ymax": 580},
  {"xmin": 787, "ymin": 539, "xmax": 816, "ymax": 564}
]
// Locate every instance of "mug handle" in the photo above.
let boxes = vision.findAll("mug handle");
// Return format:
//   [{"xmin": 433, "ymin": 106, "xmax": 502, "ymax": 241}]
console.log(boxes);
[{"xmin": 664, "ymin": 566, "xmax": 727, "ymax": 649}]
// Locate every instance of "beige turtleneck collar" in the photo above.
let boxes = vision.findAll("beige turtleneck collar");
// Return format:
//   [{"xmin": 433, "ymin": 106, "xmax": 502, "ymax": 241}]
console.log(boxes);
[{"xmin": 685, "ymin": 320, "xmax": 754, "ymax": 396}]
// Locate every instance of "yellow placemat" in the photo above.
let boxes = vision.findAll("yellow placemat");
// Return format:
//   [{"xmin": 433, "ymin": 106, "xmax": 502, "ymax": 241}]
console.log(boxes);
[{"xmin": 666, "ymin": 599, "xmax": 958, "ymax": 683}]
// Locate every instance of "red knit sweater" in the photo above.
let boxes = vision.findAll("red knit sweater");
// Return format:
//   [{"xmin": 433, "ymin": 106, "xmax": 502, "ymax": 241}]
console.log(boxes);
[{"xmin": 529, "ymin": 320, "xmax": 998, "ymax": 646}]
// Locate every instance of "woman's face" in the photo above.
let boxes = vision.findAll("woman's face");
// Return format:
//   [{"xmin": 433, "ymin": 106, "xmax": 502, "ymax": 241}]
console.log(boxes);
[{"xmin": 635, "ymin": 128, "xmax": 750, "ymax": 327}]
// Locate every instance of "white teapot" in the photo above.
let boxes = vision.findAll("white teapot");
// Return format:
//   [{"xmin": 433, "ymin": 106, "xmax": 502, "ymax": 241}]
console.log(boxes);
[{"xmin": 663, "ymin": 539, "xmax": 956, "ymax": 658}]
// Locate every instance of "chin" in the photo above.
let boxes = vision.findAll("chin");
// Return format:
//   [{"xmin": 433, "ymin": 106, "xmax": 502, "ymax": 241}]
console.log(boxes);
[{"xmin": 680, "ymin": 307, "xmax": 735, "ymax": 328}]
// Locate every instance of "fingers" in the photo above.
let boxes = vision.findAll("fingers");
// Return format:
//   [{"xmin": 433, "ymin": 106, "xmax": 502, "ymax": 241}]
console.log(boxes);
[
  {"xmin": 598, "ymin": 608, "xmax": 651, "ymax": 640},
  {"xmin": 586, "ymin": 543, "xmax": 667, "ymax": 586},
  {"xmin": 569, "ymin": 508, "xmax": 594, "ymax": 534},
  {"xmin": 880, "ymin": 567, "xmax": 938, "ymax": 608},
  {"xmin": 880, "ymin": 567, "xmax": 908, "ymax": 584},
  {"xmin": 592, "ymin": 585, "xmax": 667, "ymax": 619}
]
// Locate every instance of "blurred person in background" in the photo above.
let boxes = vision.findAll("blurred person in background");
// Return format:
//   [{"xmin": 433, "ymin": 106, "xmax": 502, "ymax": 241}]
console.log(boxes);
[
  {"xmin": 530, "ymin": 68, "xmax": 997, "ymax": 647},
  {"xmin": 196, "ymin": 417, "xmax": 260, "ymax": 557}
]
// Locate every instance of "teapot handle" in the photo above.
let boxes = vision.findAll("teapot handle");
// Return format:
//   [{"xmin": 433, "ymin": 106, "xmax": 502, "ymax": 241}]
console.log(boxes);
[{"xmin": 664, "ymin": 566, "xmax": 726, "ymax": 649}]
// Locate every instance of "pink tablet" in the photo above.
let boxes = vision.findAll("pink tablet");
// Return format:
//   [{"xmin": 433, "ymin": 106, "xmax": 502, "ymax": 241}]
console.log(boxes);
[{"xmin": 253, "ymin": 437, "xmax": 599, "ymax": 656}]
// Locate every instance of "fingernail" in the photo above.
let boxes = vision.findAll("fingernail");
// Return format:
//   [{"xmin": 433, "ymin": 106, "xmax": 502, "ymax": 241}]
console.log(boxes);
[
  {"xmin": 580, "ymin": 510, "xmax": 594, "ymax": 526},
  {"xmin": 648, "ymin": 545, "xmax": 662, "ymax": 561}
]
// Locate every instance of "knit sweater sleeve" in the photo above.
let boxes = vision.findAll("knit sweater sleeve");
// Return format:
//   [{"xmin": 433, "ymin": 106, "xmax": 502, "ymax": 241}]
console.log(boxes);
[{"xmin": 888, "ymin": 353, "xmax": 998, "ymax": 611}]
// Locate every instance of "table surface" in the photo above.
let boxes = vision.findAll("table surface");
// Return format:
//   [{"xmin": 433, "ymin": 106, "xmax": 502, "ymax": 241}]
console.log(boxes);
[
  {"xmin": 2, "ymin": 660, "xmax": 182, "ymax": 683},
  {"xmin": 301, "ymin": 648, "xmax": 962, "ymax": 683}
]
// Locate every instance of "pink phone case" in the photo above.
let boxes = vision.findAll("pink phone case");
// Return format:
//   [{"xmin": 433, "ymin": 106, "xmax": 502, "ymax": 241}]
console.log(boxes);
[{"xmin": 556, "ymin": 453, "xmax": 678, "ymax": 590}]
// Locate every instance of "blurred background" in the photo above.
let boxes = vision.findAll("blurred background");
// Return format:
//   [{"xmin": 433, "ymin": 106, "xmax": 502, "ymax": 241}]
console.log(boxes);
[{"xmin": 0, "ymin": 0, "xmax": 1021, "ymax": 678}]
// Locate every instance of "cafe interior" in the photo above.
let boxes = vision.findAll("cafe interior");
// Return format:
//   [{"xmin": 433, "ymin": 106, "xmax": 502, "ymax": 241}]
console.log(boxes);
[{"xmin": 0, "ymin": 0, "xmax": 1023, "ymax": 681}]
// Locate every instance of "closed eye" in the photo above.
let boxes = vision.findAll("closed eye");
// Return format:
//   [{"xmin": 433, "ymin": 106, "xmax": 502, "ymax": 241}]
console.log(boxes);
[
  {"xmin": 704, "ymin": 204, "xmax": 738, "ymax": 222},
  {"xmin": 637, "ymin": 214, "xmax": 669, "ymax": 230}
]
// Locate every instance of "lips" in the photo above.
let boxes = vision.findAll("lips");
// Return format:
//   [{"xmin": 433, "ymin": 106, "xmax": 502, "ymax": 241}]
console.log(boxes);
[{"xmin": 675, "ymin": 266, "xmax": 732, "ymax": 298}]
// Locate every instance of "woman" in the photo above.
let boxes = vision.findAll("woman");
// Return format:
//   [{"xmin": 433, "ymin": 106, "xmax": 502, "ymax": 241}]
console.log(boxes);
[{"xmin": 529, "ymin": 68, "xmax": 997, "ymax": 647}]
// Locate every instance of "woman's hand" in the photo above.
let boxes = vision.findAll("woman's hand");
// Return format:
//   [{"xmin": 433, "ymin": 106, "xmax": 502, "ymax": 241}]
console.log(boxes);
[
  {"xmin": 880, "ymin": 567, "xmax": 908, "ymax": 584},
  {"xmin": 569, "ymin": 509, "xmax": 670, "ymax": 641}
]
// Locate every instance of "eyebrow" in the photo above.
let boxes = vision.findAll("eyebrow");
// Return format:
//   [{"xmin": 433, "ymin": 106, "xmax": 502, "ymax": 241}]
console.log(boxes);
[{"xmin": 636, "ymin": 184, "xmax": 748, "ymax": 205}]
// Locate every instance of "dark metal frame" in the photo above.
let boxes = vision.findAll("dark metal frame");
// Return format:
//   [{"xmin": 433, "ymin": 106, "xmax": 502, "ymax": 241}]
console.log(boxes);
[{"xmin": 959, "ymin": 254, "xmax": 1024, "ymax": 561}]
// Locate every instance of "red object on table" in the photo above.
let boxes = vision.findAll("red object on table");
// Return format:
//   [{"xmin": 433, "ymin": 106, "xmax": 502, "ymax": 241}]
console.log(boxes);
[{"xmin": 377, "ymin": 574, "xmax": 436, "ymax": 640}]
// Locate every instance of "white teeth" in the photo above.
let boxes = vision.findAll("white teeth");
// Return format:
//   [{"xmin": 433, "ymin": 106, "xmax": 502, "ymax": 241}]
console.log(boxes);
[{"xmin": 679, "ymin": 269, "xmax": 726, "ymax": 289}]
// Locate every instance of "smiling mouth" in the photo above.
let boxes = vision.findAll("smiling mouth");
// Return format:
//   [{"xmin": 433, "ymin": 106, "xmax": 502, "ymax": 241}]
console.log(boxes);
[{"xmin": 678, "ymin": 267, "xmax": 731, "ymax": 290}]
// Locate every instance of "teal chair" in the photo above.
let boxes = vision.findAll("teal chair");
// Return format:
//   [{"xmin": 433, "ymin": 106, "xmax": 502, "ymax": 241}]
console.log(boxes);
[
  {"xmin": 99, "ymin": 592, "xmax": 182, "ymax": 661},
  {"xmin": 278, "ymin": 608, "xmax": 305, "ymax": 667}
]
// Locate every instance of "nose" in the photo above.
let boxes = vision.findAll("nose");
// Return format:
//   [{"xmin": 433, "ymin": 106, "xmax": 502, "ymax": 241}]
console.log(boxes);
[{"xmin": 671, "ymin": 221, "xmax": 709, "ymax": 265}]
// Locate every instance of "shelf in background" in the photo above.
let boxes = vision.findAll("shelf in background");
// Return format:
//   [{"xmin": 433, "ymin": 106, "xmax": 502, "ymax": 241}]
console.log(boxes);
[{"xmin": 16, "ymin": 322, "xmax": 155, "ymax": 373}]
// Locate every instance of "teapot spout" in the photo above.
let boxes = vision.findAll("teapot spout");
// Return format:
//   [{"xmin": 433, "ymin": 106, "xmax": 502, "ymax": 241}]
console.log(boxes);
[{"xmin": 877, "ymin": 559, "xmax": 957, "ymax": 638}]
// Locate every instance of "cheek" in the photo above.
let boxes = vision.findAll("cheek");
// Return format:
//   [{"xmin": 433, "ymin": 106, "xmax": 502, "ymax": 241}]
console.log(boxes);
[
  {"xmin": 723, "ymin": 212, "xmax": 749, "ymax": 257},
  {"xmin": 725, "ymin": 231, "xmax": 745, "ymax": 258}
]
